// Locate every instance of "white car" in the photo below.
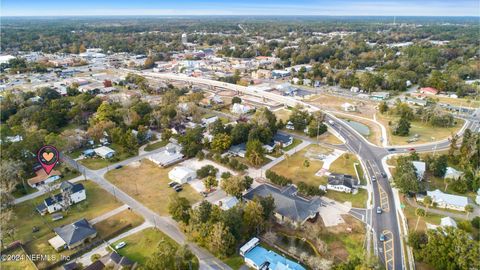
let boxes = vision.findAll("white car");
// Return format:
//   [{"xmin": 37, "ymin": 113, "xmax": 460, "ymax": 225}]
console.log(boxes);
[{"xmin": 115, "ymin": 241, "xmax": 126, "ymax": 249}]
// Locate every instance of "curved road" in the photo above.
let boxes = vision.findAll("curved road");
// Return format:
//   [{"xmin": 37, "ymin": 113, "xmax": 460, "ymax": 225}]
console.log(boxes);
[{"xmin": 137, "ymin": 71, "xmax": 477, "ymax": 270}]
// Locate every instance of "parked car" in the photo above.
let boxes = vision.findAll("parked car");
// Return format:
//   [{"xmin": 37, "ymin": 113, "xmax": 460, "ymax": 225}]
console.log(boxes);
[
  {"xmin": 372, "ymin": 176, "xmax": 376, "ymax": 182},
  {"xmin": 379, "ymin": 234, "xmax": 386, "ymax": 242},
  {"xmin": 376, "ymin": 206, "xmax": 382, "ymax": 214},
  {"xmin": 168, "ymin": 181, "xmax": 177, "ymax": 187},
  {"xmin": 114, "ymin": 165, "xmax": 123, "ymax": 169},
  {"xmin": 115, "ymin": 242, "xmax": 126, "ymax": 249},
  {"xmin": 174, "ymin": 185, "xmax": 183, "ymax": 192}
]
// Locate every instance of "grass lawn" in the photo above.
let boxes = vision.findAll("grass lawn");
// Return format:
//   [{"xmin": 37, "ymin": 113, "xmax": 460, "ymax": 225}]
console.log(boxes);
[
  {"xmin": 222, "ymin": 255, "xmax": 245, "ymax": 270},
  {"xmin": 354, "ymin": 163, "xmax": 366, "ymax": 185},
  {"xmin": 1, "ymin": 247, "xmax": 36, "ymax": 270},
  {"xmin": 271, "ymin": 145, "xmax": 331, "ymax": 186},
  {"xmin": 425, "ymin": 174, "xmax": 477, "ymax": 201},
  {"xmin": 78, "ymin": 144, "xmax": 134, "ymax": 170},
  {"xmin": 94, "ymin": 210, "xmax": 144, "ymax": 240},
  {"xmin": 318, "ymin": 131, "xmax": 343, "ymax": 144},
  {"xmin": 325, "ymin": 189, "xmax": 368, "ymax": 208},
  {"xmin": 9, "ymin": 180, "xmax": 122, "ymax": 245},
  {"xmin": 273, "ymin": 108, "xmax": 292, "ymax": 122},
  {"xmin": 434, "ymin": 95, "xmax": 480, "ymax": 108},
  {"xmin": 144, "ymin": 140, "xmax": 168, "ymax": 152},
  {"xmin": 339, "ymin": 116, "xmax": 383, "ymax": 146},
  {"xmin": 105, "ymin": 159, "xmax": 202, "ymax": 215},
  {"xmin": 401, "ymin": 197, "xmax": 442, "ymax": 232},
  {"xmin": 112, "ymin": 228, "xmax": 199, "ymax": 267},
  {"xmin": 282, "ymin": 138, "xmax": 302, "ymax": 151},
  {"xmin": 378, "ymin": 115, "xmax": 465, "ymax": 146},
  {"xmin": 329, "ymin": 153, "xmax": 360, "ymax": 177}
]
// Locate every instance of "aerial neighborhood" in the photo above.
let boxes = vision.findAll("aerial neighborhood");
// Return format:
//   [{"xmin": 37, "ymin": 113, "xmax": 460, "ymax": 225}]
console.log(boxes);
[{"xmin": 0, "ymin": 11, "xmax": 479, "ymax": 270}]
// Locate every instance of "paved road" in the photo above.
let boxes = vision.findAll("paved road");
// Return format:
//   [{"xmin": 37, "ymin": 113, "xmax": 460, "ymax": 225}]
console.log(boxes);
[{"xmin": 61, "ymin": 150, "xmax": 232, "ymax": 270}]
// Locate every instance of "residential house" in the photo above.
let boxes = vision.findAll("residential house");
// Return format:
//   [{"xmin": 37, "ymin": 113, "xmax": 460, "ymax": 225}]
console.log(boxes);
[
  {"xmin": 419, "ymin": 87, "xmax": 439, "ymax": 95},
  {"xmin": 36, "ymin": 181, "xmax": 86, "ymax": 215},
  {"xmin": 418, "ymin": 189, "xmax": 469, "ymax": 211},
  {"xmin": 327, "ymin": 174, "xmax": 357, "ymax": 193},
  {"xmin": 168, "ymin": 166, "xmax": 197, "ymax": 184},
  {"xmin": 251, "ymin": 69, "xmax": 272, "ymax": 80},
  {"xmin": 405, "ymin": 97, "xmax": 427, "ymax": 107},
  {"xmin": 413, "ymin": 161, "xmax": 426, "ymax": 180},
  {"xmin": 217, "ymin": 196, "xmax": 239, "ymax": 211},
  {"xmin": 84, "ymin": 251, "xmax": 135, "ymax": 270},
  {"xmin": 49, "ymin": 218, "xmax": 97, "ymax": 250},
  {"xmin": 231, "ymin": 103, "xmax": 254, "ymax": 114},
  {"xmin": 244, "ymin": 184, "xmax": 322, "ymax": 227},
  {"xmin": 28, "ymin": 169, "xmax": 62, "ymax": 188},
  {"xmin": 273, "ymin": 133, "xmax": 293, "ymax": 148},
  {"xmin": 444, "ymin": 167, "xmax": 463, "ymax": 180},
  {"xmin": 94, "ymin": 146, "xmax": 116, "ymax": 159},
  {"xmin": 148, "ymin": 142, "xmax": 184, "ymax": 167},
  {"xmin": 201, "ymin": 115, "xmax": 219, "ymax": 126},
  {"xmin": 440, "ymin": 217, "xmax": 457, "ymax": 228},
  {"xmin": 240, "ymin": 237, "xmax": 306, "ymax": 270},
  {"xmin": 228, "ymin": 143, "xmax": 247, "ymax": 158},
  {"xmin": 272, "ymin": 70, "xmax": 290, "ymax": 79}
]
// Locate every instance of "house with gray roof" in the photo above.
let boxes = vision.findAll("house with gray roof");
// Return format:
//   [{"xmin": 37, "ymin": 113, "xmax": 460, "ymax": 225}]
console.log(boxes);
[
  {"xmin": 49, "ymin": 218, "xmax": 97, "ymax": 250},
  {"xmin": 36, "ymin": 181, "xmax": 86, "ymax": 215},
  {"xmin": 418, "ymin": 189, "xmax": 469, "ymax": 211},
  {"xmin": 244, "ymin": 184, "xmax": 321, "ymax": 227},
  {"xmin": 327, "ymin": 174, "xmax": 358, "ymax": 193},
  {"xmin": 444, "ymin": 167, "xmax": 463, "ymax": 180}
]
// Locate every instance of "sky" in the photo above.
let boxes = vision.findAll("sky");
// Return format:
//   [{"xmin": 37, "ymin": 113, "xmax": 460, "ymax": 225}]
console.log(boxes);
[{"xmin": 1, "ymin": 0, "xmax": 479, "ymax": 17}]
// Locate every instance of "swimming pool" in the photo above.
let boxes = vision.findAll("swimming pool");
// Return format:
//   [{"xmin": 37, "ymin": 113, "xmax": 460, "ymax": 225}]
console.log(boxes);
[{"xmin": 244, "ymin": 245, "xmax": 306, "ymax": 270}]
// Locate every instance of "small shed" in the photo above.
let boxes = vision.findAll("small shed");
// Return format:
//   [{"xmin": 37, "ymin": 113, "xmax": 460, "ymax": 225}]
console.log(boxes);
[{"xmin": 168, "ymin": 166, "xmax": 196, "ymax": 184}]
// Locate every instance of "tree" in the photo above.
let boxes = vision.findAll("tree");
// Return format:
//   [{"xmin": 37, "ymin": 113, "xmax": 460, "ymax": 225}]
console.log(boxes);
[
  {"xmin": 423, "ymin": 196, "xmax": 432, "ymax": 215},
  {"xmin": 408, "ymin": 231, "xmax": 427, "ymax": 250},
  {"xmin": 378, "ymin": 102, "xmax": 389, "ymax": 114},
  {"xmin": 203, "ymin": 176, "xmax": 218, "ymax": 192},
  {"xmin": 168, "ymin": 194, "xmax": 191, "ymax": 224},
  {"xmin": 255, "ymin": 195, "xmax": 275, "ymax": 221},
  {"xmin": 196, "ymin": 165, "xmax": 218, "ymax": 179},
  {"xmin": 197, "ymin": 200, "xmax": 213, "ymax": 223},
  {"xmin": 288, "ymin": 106, "xmax": 310, "ymax": 131},
  {"xmin": 220, "ymin": 175, "xmax": 245, "ymax": 198},
  {"xmin": 251, "ymin": 107, "xmax": 278, "ymax": 135},
  {"xmin": 230, "ymin": 123, "xmax": 250, "ymax": 145},
  {"xmin": 303, "ymin": 159, "xmax": 310, "ymax": 170},
  {"xmin": 209, "ymin": 119, "xmax": 225, "ymax": 135},
  {"xmin": 0, "ymin": 159, "xmax": 26, "ymax": 201},
  {"xmin": 144, "ymin": 238, "xmax": 198, "ymax": 270},
  {"xmin": 161, "ymin": 129, "xmax": 172, "ymax": 141},
  {"xmin": 207, "ymin": 222, "xmax": 236, "ymax": 258},
  {"xmin": 243, "ymin": 200, "xmax": 265, "ymax": 235},
  {"xmin": 465, "ymin": 204, "xmax": 474, "ymax": 218},
  {"xmin": 243, "ymin": 176, "xmax": 254, "ymax": 190},
  {"xmin": 143, "ymin": 57, "xmax": 155, "ymax": 69},
  {"xmin": 393, "ymin": 157, "xmax": 420, "ymax": 194},
  {"xmin": 419, "ymin": 227, "xmax": 479, "ymax": 270},
  {"xmin": 178, "ymin": 127, "xmax": 204, "ymax": 157},
  {"xmin": 415, "ymin": 208, "xmax": 426, "ymax": 231},
  {"xmin": 245, "ymin": 139, "xmax": 265, "ymax": 166},
  {"xmin": 393, "ymin": 115, "xmax": 411, "ymax": 136},
  {"xmin": 211, "ymin": 133, "xmax": 232, "ymax": 153},
  {"xmin": 343, "ymin": 153, "xmax": 350, "ymax": 166},
  {"xmin": 307, "ymin": 119, "xmax": 327, "ymax": 138},
  {"xmin": 231, "ymin": 96, "xmax": 242, "ymax": 104},
  {"xmin": 430, "ymin": 155, "xmax": 448, "ymax": 177}
]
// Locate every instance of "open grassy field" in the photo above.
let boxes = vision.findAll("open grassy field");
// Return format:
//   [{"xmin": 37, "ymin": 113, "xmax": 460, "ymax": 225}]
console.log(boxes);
[
  {"xmin": 329, "ymin": 153, "xmax": 360, "ymax": 177},
  {"xmin": 273, "ymin": 108, "xmax": 292, "ymax": 122},
  {"xmin": 282, "ymin": 138, "xmax": 302, "ymax": 151},
  {"xmin": 94, "ymin": 210, "xmax": 144, "ymax": 240},
  {"xmin": 223, "ymin": 255, "xmax": 245, "ymax": 270},
  {"xmin": 318, "ymin": 131, "xmax": 343, "ymax": 144},
  {"xmin": 105, "ymin": 159, "xmax": 202, "ymax": 215},
  {"xmin": 1, "ymin": 247, "xmax": 37, "ymax": 270},
  {"xmin": 78, "ymin": 144, "xmax": 134, "ymax": 170},
  {"xmin": 307, "ymin": 93, "xmax": 378, "ymax": 118},
  {"xmin": 434, "ymin": 95, "xmax": 480, "ymax": 108},
  {"xmin": 144, "ymin": 140, "xmax": 168, "ymax": 152},
  {"xmin": 401, "ymin": 197, "xmax": 442, "ymax": 232},
  {"xmin": 377, "ymin": 114, "xmax": 464, "ymax": 146},
  {"xmin": 10, "ymin": 180, "xmax": 121, "ymax": 245},
  {"xmin": 270, "ymin": 145, "xmax": 332, "ymax": 186},
  {"xmin": 324, "ymin": 189, "xmax": 368, "ymax": 208},
  {"xmin": 112, "ymin": 228, "xmax": 199, "ymax": 267}
]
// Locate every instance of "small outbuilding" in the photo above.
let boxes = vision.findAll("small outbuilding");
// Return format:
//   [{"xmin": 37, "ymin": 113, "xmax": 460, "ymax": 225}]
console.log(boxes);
[
  {"xmin": 94, "ymin": 146, "xmax": 116, "ymax": 159},
  {"xmin": 168, "ymin": 166, "xmax": 196, "ymax": 184}
]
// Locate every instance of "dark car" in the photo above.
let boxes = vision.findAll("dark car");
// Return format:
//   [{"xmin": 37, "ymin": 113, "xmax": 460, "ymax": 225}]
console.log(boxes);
[
  {"xmin": 388, "ymin": 148, "xmax": 396, "ymax": 151},
  {"xmin": 174, "ymin": 185, "xmax": 183, "ymax": 192},
  {"xmin": 114, "ymin": 165, "xmax": 123, "ymax": 169},
  {"xmin": 168, "ymin": 181, "xmax": 177, "ymax": 187},
  {"xmin": 408, "ymin": 148, "xmax": 416, "ymax": 151},
  {"xmin": 381, "ymin": 172, "xmax": 387, "ymax": 178}
]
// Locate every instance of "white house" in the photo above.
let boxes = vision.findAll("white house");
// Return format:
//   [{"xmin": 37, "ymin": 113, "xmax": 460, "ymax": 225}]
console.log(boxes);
[
  {"xmin": 444, "ymin": 167, "xmax": 463, "ymax": 180},
  {"xmin": 420, "ymin": 189, "xmax": 469, "ymax": 211},
  {"xmin": 148, "ymin": 143, "xmax": 184, "ymax": 167},
  {"xmin": 341, "ymin": 102, "xmax": 356, "ymax": 112},
  {"xmin": 327, "ymin": 174, "xmax": 356, "ymax": 193},
  {"xmin": 202, "ymin": 115, "xmax": 219, "ymax": 126},
  {"xmin": 231, "ymin": 103, "xmax": 254, "ymax": 114},
  {"xmin": 168, "ymin": 166, "xmax": 196, "ymax": 184},
  {"xmin": 36, "ymin": 181, "xmax": 86, "ymax": 215},
  {"xmin": 440, "ymin": 217, "xmax": 457, "ymax": 228},
  {"xmin": 94, "ymin": 146, "xmax": 116, "ymax": 159},
  {"xmin": 413, "ymin": 161, "xmax": 426, "ymax": 180}
]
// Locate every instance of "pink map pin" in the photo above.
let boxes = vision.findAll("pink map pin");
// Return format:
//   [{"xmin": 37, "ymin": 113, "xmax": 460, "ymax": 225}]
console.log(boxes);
[{"xmin": 37, "ymin": 145, "xmax": 59, "ymax": 175}]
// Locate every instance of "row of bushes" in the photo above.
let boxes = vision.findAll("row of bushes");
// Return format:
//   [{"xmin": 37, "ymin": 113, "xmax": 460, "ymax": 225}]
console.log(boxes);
[
  {"xmin": 265, "ymin": 170, "xmax": 292, "ymax": 186},
  {"xmin": 211, "ymin": 153, "xmax": 248, "ymax": 171},
  {"xmin": 297, "ymin": 181, "xmax": 325, "ymax": 196}
]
